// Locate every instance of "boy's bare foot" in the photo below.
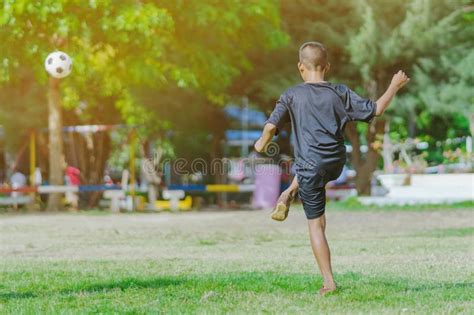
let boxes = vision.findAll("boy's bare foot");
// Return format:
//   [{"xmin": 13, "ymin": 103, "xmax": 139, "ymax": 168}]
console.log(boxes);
[
  {"xmin": 318, "ymin": 285, "xmax": 336, "ymax": 296},
  {"xmin": 271, "ymin": 192, "xmax": 293, "ymax": 221}
]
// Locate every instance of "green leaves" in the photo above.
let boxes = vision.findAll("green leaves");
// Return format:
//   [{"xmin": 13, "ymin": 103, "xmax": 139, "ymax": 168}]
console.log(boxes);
[
  {"xmin": 348, "ymin": 0, "xmax": 465, "ymax": 85},
  {"xmin": 0, "ymin": 0, "xmax": 285, "ymax": 141},
  {"xmin": 415, "ymin": 50, "xmax": 474, "ymax": 117},
  {"xmin": 348, "ymin": 2, "xmax": 377, "ymax": 82}
]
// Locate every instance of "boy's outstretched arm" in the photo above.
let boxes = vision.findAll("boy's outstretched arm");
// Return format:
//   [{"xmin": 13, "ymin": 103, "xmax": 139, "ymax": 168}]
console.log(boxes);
[
  {"xmin": 254, "ymin": 123, "xmax": 277, "ymax": 153},
  {"xmin": 375, "ymin": 70, "xmax": 410, "ymax": 116}
]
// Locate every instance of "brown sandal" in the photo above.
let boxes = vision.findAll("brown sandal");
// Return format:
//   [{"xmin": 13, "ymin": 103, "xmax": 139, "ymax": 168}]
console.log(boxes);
[
  {"xmin": 270, "ymin": 193, "xmax": 294, "ymax": 221},
  {"xmin": 271, "ymin": 202, "xmax": 290, "ymax": 221}
]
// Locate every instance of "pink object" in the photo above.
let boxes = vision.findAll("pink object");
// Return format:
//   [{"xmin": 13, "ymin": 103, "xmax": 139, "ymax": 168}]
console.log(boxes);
[
  {"xmin": 66, "ymin": 166, "xmax": 81, "ymax": 185},
  {"xmin": 252, "ymin": 164, "xmax": 281, "ymax": 209},
  {"xmin": 228, "ymin": 159, "xmax": 245, "ymax": 182}
]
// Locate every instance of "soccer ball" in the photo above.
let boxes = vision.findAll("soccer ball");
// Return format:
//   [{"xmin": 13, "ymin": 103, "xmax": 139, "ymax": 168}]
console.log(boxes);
[{"xmin": 44, "ymin": 51, "xmax": 72, "ymax": 79}]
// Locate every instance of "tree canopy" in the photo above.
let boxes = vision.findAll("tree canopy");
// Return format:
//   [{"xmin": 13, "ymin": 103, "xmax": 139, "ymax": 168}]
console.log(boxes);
[{"xmin": 0, "ymin": 0, "xmax": 286, "ymax": 142}]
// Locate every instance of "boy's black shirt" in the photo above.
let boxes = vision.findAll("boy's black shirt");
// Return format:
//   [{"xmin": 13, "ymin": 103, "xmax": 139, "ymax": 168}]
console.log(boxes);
[{"xmin": 266, "ymin": 82, "xmax": 377, "ymax": 171}]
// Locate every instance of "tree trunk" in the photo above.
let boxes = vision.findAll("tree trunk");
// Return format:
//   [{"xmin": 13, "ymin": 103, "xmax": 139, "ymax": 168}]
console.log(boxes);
[
  {"xmin": 345, "ymin": 120, "xmax": 385, "ymax": 195},
  {"xmin": 47, "ymin": 77, "xmax": 64, "ymax": 211},
  {"xmin": 87, "ymin": 132, "xmax": 111, "ymax": 208},
  {"xmin": 64, "ymin": 131, "xmax": 111, "ymax": 208}
]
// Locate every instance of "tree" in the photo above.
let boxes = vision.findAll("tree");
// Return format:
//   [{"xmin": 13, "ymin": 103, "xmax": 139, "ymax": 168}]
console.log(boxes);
[
  {"xmin": 402, "ymin": 8, "xmax": 474, "ymax": 137},
  {"xmin": 1, "ymin": 1, "xmax": 178, "ymax": 209},
  {"xmin": 345, "ymin": 0, "xmax": 467, "ymax": 194}
]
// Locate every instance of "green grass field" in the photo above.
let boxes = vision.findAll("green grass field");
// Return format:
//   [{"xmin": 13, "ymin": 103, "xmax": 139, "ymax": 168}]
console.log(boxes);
[{"xmin": 1, "ymin": 204, "xmax": 473, "ymax": 314}]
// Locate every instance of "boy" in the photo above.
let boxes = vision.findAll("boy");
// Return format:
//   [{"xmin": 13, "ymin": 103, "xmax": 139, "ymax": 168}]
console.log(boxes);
[{"xmin": 254, "ymin": 41, "xmax": 409, "ymax": 295}]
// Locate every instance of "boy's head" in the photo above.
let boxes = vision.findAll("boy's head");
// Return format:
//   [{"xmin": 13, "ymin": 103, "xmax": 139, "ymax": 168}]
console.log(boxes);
[{"xmin": 298, "ymin": 41, "xmax": 330, "ymax": 77}]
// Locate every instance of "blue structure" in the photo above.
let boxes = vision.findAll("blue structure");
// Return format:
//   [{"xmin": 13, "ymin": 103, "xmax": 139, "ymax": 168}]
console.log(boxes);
[{"xmin": 223, "ymin": 105, "xmax": 267, "ymax": 126}]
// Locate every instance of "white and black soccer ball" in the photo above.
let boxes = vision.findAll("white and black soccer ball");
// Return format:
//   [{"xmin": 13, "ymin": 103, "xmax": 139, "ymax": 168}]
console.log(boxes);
[{"xmin": 44, "ymin": 51, "xmax": 72, "ymax": 79}]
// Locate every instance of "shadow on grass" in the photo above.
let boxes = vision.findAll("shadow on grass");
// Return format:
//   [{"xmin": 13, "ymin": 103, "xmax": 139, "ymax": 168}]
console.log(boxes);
[
  {"xmin": 64, "ymin": 276, "xmax": 185, "ymax": 294},
  {"xmin": 0, "ymin": 277, "xmax": 183, "ymax": 301},
  {"xmin": 1, "ymin": 271, "xmax": 472, "ymax": 302},
  {"xmin": 0, "ymin": 292, "xmax": 37, "ymax": 300}
]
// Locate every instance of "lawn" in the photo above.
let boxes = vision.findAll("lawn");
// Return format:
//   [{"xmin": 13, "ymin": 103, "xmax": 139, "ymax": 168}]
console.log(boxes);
[{"xmin": 0, "ymin": 205, "xmax": 473, "ymax": 314}]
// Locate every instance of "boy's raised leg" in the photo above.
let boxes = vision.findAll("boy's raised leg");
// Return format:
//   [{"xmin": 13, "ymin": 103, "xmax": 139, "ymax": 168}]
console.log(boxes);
[
  {"xmin": 271, "ymin": 177, "xmax": 299, "ymax": 221},
  {"xmin": 307, "ymin": 214, "xmax": 336, "ymax": 295}
]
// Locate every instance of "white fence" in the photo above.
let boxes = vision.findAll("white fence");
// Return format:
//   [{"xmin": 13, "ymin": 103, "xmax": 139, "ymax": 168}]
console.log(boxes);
[{"xmin": 360, "ymin": 173, "xmax": 474, "ymax": 205}]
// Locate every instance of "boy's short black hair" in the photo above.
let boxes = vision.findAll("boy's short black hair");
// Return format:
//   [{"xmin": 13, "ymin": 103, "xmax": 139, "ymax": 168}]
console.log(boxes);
[{"xmin": 299, "ymin": 41, "xmax": 328, "ymax": 71}]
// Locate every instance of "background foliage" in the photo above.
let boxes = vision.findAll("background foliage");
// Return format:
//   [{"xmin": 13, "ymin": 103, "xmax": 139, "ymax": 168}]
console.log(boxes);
[{"xmin": 0, "ymin": 0, "xmax": 472, "ymax": 188}]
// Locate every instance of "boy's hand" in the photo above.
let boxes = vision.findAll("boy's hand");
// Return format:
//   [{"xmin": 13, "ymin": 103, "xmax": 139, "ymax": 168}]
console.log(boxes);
[
  {"xmin": 390, "ymin": 70, "xmax": 410, "ymax": 90},
  {"xmin": 254, "ymin": 124, "xmax": 277, "ymax": 153},
  {"xmin": 254, "ymin": 138, "xmax": 265, "ymax": 153}
]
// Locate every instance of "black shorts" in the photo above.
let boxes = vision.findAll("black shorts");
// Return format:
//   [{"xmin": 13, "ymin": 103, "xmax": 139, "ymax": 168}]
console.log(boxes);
[{"xmin": 296, "ymin": 161, "xmax": 345, "ymax": 220}]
